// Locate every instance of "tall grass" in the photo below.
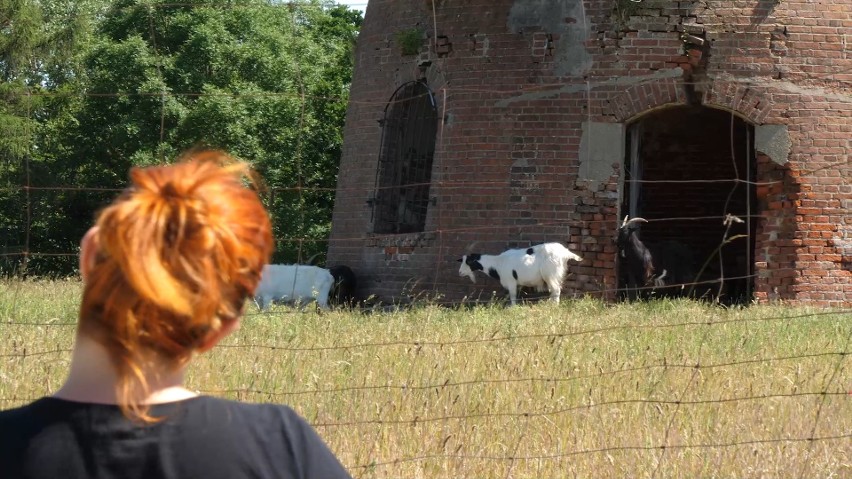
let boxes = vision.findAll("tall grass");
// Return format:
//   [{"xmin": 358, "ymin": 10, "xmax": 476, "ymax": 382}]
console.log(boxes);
[{"xmin": 2, "ymin": 279, "xmax": 850, "ymax": 478}]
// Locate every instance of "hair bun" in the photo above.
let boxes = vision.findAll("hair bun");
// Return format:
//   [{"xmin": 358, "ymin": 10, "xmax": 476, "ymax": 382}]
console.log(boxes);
[{"xmin": 80, "ymin": 150, "xmax": 273, "ymax": 421}]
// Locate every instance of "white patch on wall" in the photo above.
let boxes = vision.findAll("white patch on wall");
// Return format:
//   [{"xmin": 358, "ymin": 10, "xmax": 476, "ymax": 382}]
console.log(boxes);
[
  {"xmin": 833, "ymin": 199, "xmax": 852, "ymax": 268},
  {"xmin": 578, "ymin": 121, "xmax": 625, "ymax": 188},
  {"xmin": 754, "ymin": 124, "xmax": 791, "ymax": 165}
]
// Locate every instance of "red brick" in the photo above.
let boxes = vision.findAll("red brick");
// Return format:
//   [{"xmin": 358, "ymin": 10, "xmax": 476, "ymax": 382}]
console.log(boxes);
[{"xmin": 328, "ymin": 0, "xmax": 852, "ymax": 307}]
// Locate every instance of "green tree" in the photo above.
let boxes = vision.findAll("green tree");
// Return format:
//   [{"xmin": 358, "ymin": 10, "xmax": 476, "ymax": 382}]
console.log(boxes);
[
  {"xmin": 0, "ymin": 0, "xmax": 104, "ymax": 274},
  {"xmin": 46, "ymin": 0, "xmax": 362, "ymax": 270}
]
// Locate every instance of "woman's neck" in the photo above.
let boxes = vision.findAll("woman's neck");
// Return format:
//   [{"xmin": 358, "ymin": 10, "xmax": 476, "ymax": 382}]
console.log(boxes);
[{"xmin": 53, "ymin": 333, "xmax": 197, "ymax": 404}]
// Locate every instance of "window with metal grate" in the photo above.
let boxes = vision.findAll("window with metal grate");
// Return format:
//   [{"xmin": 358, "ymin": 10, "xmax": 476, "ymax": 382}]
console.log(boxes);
[{"xmin": 370, "ymin": 80, "xmax": 438, "ymax": 234}]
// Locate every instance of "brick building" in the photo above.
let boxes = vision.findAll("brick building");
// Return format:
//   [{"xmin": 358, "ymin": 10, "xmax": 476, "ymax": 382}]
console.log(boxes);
[{"xmin": 327, "ymin": 0, "xmax": 852, "ymax": 306}]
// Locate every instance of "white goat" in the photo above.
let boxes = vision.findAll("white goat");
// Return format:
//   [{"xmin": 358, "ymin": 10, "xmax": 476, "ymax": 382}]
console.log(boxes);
[
  {"xmin": 254, "ymin": 264, "xmax": 334, "ymax": 310},
  {"xmin": 458, "ymin": 242, "xmax": 583, "ymax": 305}
]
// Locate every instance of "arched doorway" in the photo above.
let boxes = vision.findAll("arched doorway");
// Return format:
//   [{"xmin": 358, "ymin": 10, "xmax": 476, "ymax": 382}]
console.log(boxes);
[
  {"xmin": 620, "ymin": 106, "xmax": 757, "ymax": 304},
  {"xmin": 370, "ymin": 80, "xmax": 438, "ymax": 234}
]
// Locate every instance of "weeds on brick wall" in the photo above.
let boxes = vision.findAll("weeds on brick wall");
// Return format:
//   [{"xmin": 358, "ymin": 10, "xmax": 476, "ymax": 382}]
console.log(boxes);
[
  {"xmin": 613, "ymin": 0, "xmax": 667, "ymax": 30},
  {"xmin": 396, "ymin": 28, "xmax": 423, "ymax": 56}
]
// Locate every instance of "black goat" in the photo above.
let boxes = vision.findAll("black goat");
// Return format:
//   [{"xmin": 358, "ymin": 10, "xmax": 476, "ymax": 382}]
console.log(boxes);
[
  {"xmin": 616, "ymin": 216, "xmax": 694, "ymax": 300},
  {"xmin": 328, "ymin": 265, "xmax": 358, "ymax": 307}
]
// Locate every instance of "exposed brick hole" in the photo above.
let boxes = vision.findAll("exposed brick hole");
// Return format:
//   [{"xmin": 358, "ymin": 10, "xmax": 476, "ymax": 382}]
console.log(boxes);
[{"xmin": 435, "ymin": 35, "xmax": 451, "ymax": 56}]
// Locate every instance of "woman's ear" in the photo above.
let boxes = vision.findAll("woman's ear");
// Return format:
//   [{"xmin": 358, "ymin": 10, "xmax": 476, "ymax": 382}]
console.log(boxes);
[
  {"xmin": 196, "ymin": 318, "xmax": 241, "ymax": 354},
  {"xmin": 79, "ymin": 227, "xmax": 100, "ymax": 282}
]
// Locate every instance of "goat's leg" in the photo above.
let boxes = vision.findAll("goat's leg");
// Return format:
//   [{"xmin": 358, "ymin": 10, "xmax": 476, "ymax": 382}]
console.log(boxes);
[
  {"xmin": 624, "ymin": 274, "xmax": 636, "ymax": 301},
  {"xmin": 316, "ymin": 288, "xmax": 331, "ymax": 310},
  {"xmin": 628, "ymin": 275, "xmax": 644, "ymax": 301},
  {"xmin": 504, "ymin": 279, "xmax": 518, "ymax": 306},
  {"xmin": 549, "ymin": 290, "xmax": 561, "ymax": 304},
  {"xmin": 546, "ymin": 278, "xmax": 562, "ymax": 304},
  {"xmin": 508, "ymin": 289, "xmax": 518, "ymax": 305}
]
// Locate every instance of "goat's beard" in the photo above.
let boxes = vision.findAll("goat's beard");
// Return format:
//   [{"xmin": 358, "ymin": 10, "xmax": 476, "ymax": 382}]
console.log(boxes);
[{"xmin": 459, "ymin": 270, "xmax": 477, "ymax": 283}]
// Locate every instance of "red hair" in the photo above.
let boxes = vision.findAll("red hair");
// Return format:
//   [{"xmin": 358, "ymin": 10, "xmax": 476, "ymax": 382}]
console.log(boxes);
[{"xmin": 79, "ymin": 150, "xmax": 273, "ymax": 421}]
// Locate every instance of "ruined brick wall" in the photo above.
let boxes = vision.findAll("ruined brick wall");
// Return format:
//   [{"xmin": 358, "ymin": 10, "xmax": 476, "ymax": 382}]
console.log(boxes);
[{"xmin": 328, "ymin": 0, "xmax": 852, "ymax": 307}]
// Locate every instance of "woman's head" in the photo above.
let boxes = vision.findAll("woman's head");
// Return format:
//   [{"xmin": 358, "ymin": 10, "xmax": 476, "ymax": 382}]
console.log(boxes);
[{"xmin": 79, "ymin": 150, "xmax": 273, "ymax": 420}]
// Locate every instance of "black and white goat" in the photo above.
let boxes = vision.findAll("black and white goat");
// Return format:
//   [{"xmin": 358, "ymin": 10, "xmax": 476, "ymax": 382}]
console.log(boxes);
[
  {"xmin": 616, "ymin": 216, "xmax": 694, "ymax": 299},
  {"xmin": 458, "ymin": 242, "xmax": 583, "ymax": 305}
]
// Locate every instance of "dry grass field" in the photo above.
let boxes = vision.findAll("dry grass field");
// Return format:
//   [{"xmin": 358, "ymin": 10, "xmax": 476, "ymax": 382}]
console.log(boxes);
[{"xmin": 2, "ymin": 279, "xmax": 851, "ymax": 478}]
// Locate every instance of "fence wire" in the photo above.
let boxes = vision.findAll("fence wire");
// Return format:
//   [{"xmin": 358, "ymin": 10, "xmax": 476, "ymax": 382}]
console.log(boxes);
[
  {"xmin": 2, "ymin": 1, "xmax": 851, "ymax": 477},
  {"xmin": 3, "ymin": 307, "xmax": 851, "ymax": 475}
]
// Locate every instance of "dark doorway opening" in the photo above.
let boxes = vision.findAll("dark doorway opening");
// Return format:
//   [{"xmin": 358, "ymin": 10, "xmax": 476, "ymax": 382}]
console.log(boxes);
[{"xmin": 620, "ymin": 106, "xmax": 757, "ymax": 304}]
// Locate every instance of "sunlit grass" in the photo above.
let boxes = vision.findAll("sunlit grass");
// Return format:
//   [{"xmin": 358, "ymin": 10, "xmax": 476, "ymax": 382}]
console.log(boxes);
[{"xmin": 2, "ymin": 279, "xmax": 850, "ymax": 478}]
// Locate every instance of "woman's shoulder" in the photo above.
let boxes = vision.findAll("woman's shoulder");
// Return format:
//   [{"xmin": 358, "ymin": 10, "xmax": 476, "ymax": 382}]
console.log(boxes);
[
  {"xmin": 0, "ymin": 397, "xmax": 68, "ymax": 428},
  {"xmin": 0, "ymin": 396, "xmax": 303, "ymax": 433},
  {"xmin": 0, "ymin": 396, "xmax": 305, "ymax": 430},
  {"xmin": 191, "ymin": 396, "xmax": 303, "ymax": 422},
  {"xmin": 0, "ymin": 397, "xmax": 78, "ymax": 457},
  {"xmin": 180, "ymin": 396, "xmax": 322, "ymax": 442},
  {"xmin": 1, "ymin": 396, "xmax": 351, "ymax": 478},
  {"xmin": 186, "ymin": 397, "xmax": 352, "ymax": 477}
]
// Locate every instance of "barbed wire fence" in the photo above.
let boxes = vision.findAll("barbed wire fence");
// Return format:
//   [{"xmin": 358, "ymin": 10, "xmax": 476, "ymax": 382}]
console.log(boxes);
[
  {"xmin": 2, "ymin": 305, "xmax": 851, "ymax": 475},
  {"xmin": 1, "ymin": 1, "xmax": 851, "ymax": 477}
]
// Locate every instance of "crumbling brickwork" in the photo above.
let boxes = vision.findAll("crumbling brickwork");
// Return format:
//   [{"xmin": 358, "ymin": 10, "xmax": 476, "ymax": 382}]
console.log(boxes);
[{"xmin": 328, "ymin": 0, "xmax": 852, "ymax": 307}]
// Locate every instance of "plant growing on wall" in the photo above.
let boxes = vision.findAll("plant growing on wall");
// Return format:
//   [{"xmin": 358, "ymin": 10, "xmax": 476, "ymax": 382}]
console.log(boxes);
[
  {"xmin": 396, "ymin": 28, "xmax": 424, "ymax": 56},
  {"xmin": 612, "ymin": 0, "xmax": 665, "ymax": 30}
]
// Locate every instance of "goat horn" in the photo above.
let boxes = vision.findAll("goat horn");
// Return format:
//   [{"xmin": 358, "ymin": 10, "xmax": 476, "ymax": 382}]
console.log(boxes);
[
  {"xmin": 624, "ymin": 217, "xmax": 648, "ymax": 227},
  {"xmin": 305, "ymin": 252, "xmax": 324, "ymax": 266},
  {"xmin": 622, "ymin": 215, "xmax": 629, "ymax": 227},
  {"xmin": 464, "ymin": 241, "xmax": 481, "ymax": 254}
]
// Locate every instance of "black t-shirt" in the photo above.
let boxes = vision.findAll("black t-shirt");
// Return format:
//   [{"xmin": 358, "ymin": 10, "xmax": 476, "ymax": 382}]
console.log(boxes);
[{"xmin": 0, "ymin": 396, "xmax": 352, "ymax": 479}]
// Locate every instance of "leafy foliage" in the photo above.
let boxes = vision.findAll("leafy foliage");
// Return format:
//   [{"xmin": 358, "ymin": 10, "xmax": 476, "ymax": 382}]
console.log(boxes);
[
  {"xmin": 395, "ymin": 28, "xmax": 423, "ymax": 56},
  {"xmin": 1, "ymin": 0, "xmax": 362, "ymax": 274},
  {"xmin": 0, "ymin": 0, "xmax": 105, "ymax": 273}
]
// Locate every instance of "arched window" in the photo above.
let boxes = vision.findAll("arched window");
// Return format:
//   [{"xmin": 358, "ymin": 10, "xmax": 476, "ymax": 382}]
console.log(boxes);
[{"xmin": 370, "ymin": 80, "xmax": 438, "ymax": 234}]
